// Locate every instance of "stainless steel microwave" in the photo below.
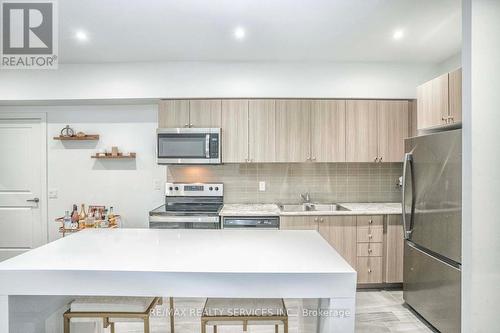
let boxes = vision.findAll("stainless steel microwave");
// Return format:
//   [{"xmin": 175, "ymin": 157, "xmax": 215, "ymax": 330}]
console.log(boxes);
[{"xmin": 157, "ymin": 128, "xmax": 221, "ymax": 164}]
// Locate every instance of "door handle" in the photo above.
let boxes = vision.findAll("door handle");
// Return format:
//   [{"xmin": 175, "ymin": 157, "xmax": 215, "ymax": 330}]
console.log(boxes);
[
  {"xmin": 402, "ymin": 153, "xmax": 414, "ymax": 239},
  {"xmin": 205, "ymin": 134, "xmax": 210, "ymax": 158},
  {"xmin": 27, "ymin": 198, "xmax": 39, "ymax": 203}
]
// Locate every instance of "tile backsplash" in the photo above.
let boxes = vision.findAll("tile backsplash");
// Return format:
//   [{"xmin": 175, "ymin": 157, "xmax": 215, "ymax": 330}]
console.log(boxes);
[{"xmin": 167, "ymin": 163, "xmax": 403, "ymax": 203}]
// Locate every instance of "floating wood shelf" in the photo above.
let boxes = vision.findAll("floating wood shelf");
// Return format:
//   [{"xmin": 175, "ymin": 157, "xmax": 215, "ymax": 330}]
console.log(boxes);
[
  {"xmin": 54, "ymin": 135, "xmax": 99, "ymax": 141},
  {"xmin": 91, "ymin": 153, "xmax": 136, "ymax": 159}
]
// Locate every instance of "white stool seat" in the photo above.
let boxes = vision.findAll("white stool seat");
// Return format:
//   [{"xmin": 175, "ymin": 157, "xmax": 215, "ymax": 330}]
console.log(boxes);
[{"xmin": 70, "ymin": 297, "xmax": 155, "ymax": 313}]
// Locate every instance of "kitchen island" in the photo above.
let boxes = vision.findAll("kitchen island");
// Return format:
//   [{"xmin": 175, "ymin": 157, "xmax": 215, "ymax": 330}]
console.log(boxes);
[{"xmin": 0, "ymin": 229, "xmax": 356, "ymax": 333}]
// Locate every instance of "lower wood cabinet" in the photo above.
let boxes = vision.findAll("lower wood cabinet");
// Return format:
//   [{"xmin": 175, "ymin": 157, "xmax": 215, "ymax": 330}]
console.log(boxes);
[
  {"xmin": 357, "ymin": 257, "xmax": 383, "ymax": 284},
  {"xmin": 385, "ymin": 215, "xmax": 405, "ymax": 283},
  {"xmin": 318, "ymin": 216, "xmax": 357, "ymax": 269},
  {"xmin": 280, "ymin": 214, "xmax": 404, "ymax": 285}
]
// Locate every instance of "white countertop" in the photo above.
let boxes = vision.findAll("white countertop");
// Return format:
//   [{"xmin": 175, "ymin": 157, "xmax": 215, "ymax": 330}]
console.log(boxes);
[
  {"xmin": 220, "ymin": 202, "xmax": 402, "ymax": 217},
  {"xmin": 0, "ymin": 229, "xmax": 354, "ymax": 274},
  {"xmin": 0, "ymin": 229, "xmax": 357, "ymax": 332}
]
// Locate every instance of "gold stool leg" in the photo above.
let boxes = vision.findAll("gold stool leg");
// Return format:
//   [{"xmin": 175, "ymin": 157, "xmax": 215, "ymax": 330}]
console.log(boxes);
[
  {"xmin": 284, "ymin": 318, "xmax": 288, "ymax": 333},
  {"xmin": 275, "ymin": 324, "xmax": 279, "ymax": 333},
  {"xmin": 63, "ymin": 314, "xmax": 70, "ymax": 333},
  {"xmin": 201, "ymin": 320, "xmax": 207, "ymax": 333},
  {"xmin": 110, "ymin": 322, "xmax": 115, "ymax": 333},
  {"xmin": 169, "ymin": 297, "xmax": 175, "ymax": 333},
  {"xmin": 144, "ymin": 316, "xmax": 150, "ymax": 333},
  {"xmin": 213, "ymin": 325, "xmax": 217, "ymax": 333},
  {"xmin": 243, "ymin": 320, "xmax": 248, "ymax": 332}
]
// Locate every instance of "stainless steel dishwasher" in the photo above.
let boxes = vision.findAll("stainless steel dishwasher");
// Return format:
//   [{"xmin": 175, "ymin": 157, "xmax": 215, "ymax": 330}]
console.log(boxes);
[{"xmin": 222, "ymin": 216, "xmax": 280, "ymax": 229}]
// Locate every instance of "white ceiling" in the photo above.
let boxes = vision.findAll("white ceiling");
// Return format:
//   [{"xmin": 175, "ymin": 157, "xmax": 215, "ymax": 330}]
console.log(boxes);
[{"xmin": 59, "ymin": 0, "xmax": 461, "ymax": 64}]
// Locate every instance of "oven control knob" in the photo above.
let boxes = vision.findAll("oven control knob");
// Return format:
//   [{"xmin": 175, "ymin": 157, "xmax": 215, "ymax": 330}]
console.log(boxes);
[
  {"xmin": 215, "ymin": 187, "xmax": 219, "ymax": 191},
  {"xmin": 169, "ymin": 187, "xmax": 173, "ymax": 191},
  {"xmin": 174, "ymin": 186, "xmax": 179, "ymax": 191},
  {"xmin": 209, "ymin": 187, "xmax": 213, "ymax": 191}
]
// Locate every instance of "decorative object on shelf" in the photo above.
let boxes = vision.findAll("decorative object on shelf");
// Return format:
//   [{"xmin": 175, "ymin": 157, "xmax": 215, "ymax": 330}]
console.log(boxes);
[
  {"xmin": 60, "ymin": 125, "xmax": 74, "ymax": 137},
  {"xmin": 56, "ymin": 203, "xmax": 121, "ymax": 237},
  {"xmin": 91, "ymin": 148, "xmax": 136, "ymax": 159},
  {"xmin": 54, "ymin": 125, "xmax": 99, "ymax": 141}
]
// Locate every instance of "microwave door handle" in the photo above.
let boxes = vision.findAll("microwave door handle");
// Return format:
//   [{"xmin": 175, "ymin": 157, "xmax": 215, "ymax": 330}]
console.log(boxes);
[
  {"xmin": 205, "ymin": 134, "xmax": 210, "ymax": 158},
  {"xmin": 402, "ymin": 153, "xmax": 413, "ymax": 240}
]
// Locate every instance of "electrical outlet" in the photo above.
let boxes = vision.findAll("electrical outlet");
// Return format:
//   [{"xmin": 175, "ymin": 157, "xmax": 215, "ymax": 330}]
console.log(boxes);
[
  {"xmin": 259, "ymin": 181, "xmax": 266, "ymax": 192},
  {"xmin": 153, "ymin": 179, "xmax": 162, "ymax": 191},
  {"xmin": 48, "ymin": 189, "xmax": 58, "ymax": 199}
]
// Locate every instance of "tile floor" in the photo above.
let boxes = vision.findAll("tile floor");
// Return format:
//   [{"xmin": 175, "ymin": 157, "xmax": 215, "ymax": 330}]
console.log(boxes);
[{"xmin": 74, "ymin": 291, "xmax": 435, "ymax": 333}]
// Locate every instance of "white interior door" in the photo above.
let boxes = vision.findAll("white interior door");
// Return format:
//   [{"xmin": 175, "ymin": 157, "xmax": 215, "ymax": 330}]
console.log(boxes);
[{"xmin": 0, "ymin": 115, "xmax": 46, "ymax": 261}]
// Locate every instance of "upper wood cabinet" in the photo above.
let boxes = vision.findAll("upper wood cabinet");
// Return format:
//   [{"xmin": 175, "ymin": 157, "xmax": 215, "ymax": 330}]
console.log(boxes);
[
  {"xmin": 160, "ymin": 98, "xmax": 410, "ymax": 164},
  {"xmin": 310, "ymin": 100, "xmax": 346, "ymax": 162},
  {"xmin": 449, "ymin": 68, "xmax": 462, "ymax": 123},
  {"xmin": 158, "ymin": 100, "xmax": 190, "ymax": 127},
  {"xmin": 346, "ymin": 100, "xmax": 379, "ymax": 162},
  {"xmin": 276, "ymin": 100, "xmax": 311, "ymax": 162},
  {"xmin": 377, "ymin": 101, "xmax": 409, "ymax": 162},
  {"xmin": 417, "ymin": 68, "xmax": 462, "ymax": 130},
  {"xmin": 346, "ymin": 100, "xmax": 408, "ymax": 163},
  {"xmin": 221, "ymin": 100, "xmax": 249, "ymax": 163},
  {"xmin": 158, "ymin": 99, "xmax": 221, "ymax": 128},
  {"xmin": 248, "ymin": 100, "xmax": 276, "ymax": 162},
  {"xmin": 189, "ymin": 100, "xmax": 222, "ymax": 127}
]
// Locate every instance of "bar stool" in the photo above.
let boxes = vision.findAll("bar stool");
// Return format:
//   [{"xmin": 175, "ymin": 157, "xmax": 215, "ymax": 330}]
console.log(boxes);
[
  {"xmin": 201, "ymin": 298, "xmax": 288, "ymax": 333},
  {"xmin": 63, "ymin": 296, "xmax": 161, "ymax": 333}
]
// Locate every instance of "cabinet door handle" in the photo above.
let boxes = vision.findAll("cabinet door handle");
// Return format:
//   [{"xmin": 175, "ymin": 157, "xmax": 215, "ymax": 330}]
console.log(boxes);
[
  {"xmin": 314, "ymin": 218, "xmax": 318, "ymax": 222},
  {"xmin": 368, "ymin": 268, "xmax": 372, "ymax": 273},
  {"xmin": 189, "ymin": 123, "xmax": 193, "ymax": 127},
  {"xmin": 26, "ymin": 198, "xmax": 39, "ymax": 203},
  {"xmin": 368, "ymin": 234, "xmax": 373, "ymax": 239},
  {"xmin": 374, "ymin": 157, "xmax": 378, "ymax": 162},
  {"xmin": 184, "ymin": 123, "xmax": 189, "ymax": 127},
  {"xmin": 379, "ymin": 156, "xmax": 383, "ymax": 162},
  {"xmin": 368, "ymin": 219, "xmax": 373, "ymax": 224},
  {"xmin": 319, "ymin": 218, "xmax": 324, "ymax": 222},
  {"xmin": 312, "ymin": 157, "xmax": 316, "ymax": 161},
  {"xmin": 368, "ymin": 248, "xmax": 372, "ymax": 253}
]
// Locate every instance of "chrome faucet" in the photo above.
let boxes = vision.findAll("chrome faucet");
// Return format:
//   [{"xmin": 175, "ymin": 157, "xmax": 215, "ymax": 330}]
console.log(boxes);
[{"xmin": 300, "ymin": 192, "xmax": 311, "ymax": 204}]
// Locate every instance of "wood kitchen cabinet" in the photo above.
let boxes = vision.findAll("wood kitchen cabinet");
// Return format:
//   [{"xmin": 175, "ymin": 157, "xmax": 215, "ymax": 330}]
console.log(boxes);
[
  {"xmin": 158, "ymin": 100, "xmax": 190, "ymax": 127},
  {"xmin": 385, "ymin": 215, "xmax": 404, "ymax": 283},
  {"xmin": 280, "ymin": 216, "xmax": 318, "ymax": 230},
  {"xmin": 377, "ymin": 101, "xmax": 409, "ymax": 162},
  {"xmin": 276, "ymin": 100, "xmax": 311, "ymax": 162},
  {"xmin": 417, "ymin": 68, "xmax": 462, "ymax": 130},
  {"xmin": 221, "ymin": 100, "xmax": 249, "ymax": 163},
  {"xmin": 449, "ymin": 68, "xmax": 462, "ymax": 123},
  {"xmin": 417, "ymin": 73, "xmax": 449, "ymax": 129},
  {"xmin": 159, "ymin": 99, "xmax": 221, "ymax": 128},
  {"xmin": 318, "ymin": 216, "xmax": 357, "ymax": 269},
  {"xmin": 346, "ymin": 100, "xmax": 408, "ymax": 163},
  {"xmin": 189, "ymin": 100, "xmax": 222, "ymax": 127},
  {"xmin": 310, "ymin": 100, "xmax": 346, "ymax": 162},
  {"xmin": 248, "ymin": 100, "xmax": 276, "ymax": 162},
  {"xmin": 346, "ymin": 100, "xmax": 379, "ymax": 162}
]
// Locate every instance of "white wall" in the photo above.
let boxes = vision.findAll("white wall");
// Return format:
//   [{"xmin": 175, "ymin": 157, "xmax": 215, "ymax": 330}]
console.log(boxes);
[
  {"xmin": 435, "ymin": 52, "xmax": 462, "ymax": 74},
  {"xmin": 462, "ymin": 0, "xmax": 500, "ymax": 331},
  {"xmin": 0, "ymin": 104, "xmax": 165, "ymax": 242},
  {"xmin": 0, "ymin": 61, "xmax": 441, "ymax": 102}
]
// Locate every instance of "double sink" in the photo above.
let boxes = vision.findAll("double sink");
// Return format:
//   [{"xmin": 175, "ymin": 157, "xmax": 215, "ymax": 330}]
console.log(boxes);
[{"xmin": 278, "ymin": 203, "xmax": 350, "ymax": 213}]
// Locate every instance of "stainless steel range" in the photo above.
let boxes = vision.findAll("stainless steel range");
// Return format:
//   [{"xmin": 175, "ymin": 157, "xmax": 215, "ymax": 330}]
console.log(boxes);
[{"xmin": 149, "ymin": 183, "xmax": 223, "ymax": 229}]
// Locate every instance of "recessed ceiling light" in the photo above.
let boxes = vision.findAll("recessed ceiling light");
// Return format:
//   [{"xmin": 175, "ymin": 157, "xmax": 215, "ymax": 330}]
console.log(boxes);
[
  {"xmin": 233, "ymin": 26, "xmax": 246, "ymax": 40},
  {"xmin": 75, "ymin": 30, "xmax": 88, "ymax": 42},
  {"xmin": 393, "ymin": 29, "xmax": 404, "ymax": 40}
]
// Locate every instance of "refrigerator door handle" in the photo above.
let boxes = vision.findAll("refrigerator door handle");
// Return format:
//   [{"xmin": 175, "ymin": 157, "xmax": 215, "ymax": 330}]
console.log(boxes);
[{"xmin": 402, "ymin": 152, "xmax": 414, "ymax": 239}]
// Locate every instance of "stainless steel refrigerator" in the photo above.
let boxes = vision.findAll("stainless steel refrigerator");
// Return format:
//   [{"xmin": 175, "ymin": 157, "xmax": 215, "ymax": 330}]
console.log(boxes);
[{"xmin": 402, "ymin": 126, "xmax": 461, "ymax": 333}]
